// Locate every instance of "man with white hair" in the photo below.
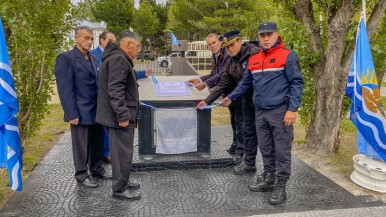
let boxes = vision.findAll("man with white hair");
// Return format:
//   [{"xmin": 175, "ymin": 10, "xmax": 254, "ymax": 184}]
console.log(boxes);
[{"xmin": 96, "ymin": 30, "xmax": 143, "ymax": 200}]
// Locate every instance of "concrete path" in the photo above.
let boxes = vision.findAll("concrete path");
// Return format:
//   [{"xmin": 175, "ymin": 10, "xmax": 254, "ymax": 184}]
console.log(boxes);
[{"xmin": 0, "ymin": 126, "xmax": 385, "ymax": 217}]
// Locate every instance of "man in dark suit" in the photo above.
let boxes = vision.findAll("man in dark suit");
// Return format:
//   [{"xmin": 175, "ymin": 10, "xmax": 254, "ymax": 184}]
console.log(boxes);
[
  {"xmin": 96, "ymin": 31, "xmax": 142, "ymax": 200},
  {"xmin": 55, "ymin": 26, "xmax": 107, "ymax": 188}
]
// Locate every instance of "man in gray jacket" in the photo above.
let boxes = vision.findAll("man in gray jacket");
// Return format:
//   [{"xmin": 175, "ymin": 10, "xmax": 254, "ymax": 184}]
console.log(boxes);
[{"xmin": 96, "ymin": 31, "xmax": 142, "ymax": 200}]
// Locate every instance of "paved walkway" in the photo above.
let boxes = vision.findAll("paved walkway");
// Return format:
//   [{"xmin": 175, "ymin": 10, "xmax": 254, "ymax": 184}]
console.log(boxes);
[
  {"xmin": 381, "ymin": 87, "xmax": 386, "ymax": 96},
  {"xmin": 1, "ymin": 126, "xmax": 385, "ymax": 217}
]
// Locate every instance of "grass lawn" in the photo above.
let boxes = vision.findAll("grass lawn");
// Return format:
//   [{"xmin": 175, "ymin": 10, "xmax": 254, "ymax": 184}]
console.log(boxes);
[{"xmin": 0, "ymin": 104, "xmax": 68, "ymax": 208}]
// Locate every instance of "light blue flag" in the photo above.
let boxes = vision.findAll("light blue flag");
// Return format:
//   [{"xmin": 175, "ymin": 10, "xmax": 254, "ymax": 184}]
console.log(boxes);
[
  {"xmin": 170, "ymin": 31, "xmax": 180, "ymax": 46},
  {"xmin": 0, "ymin": 18, "xmax": 23, "ymax": 191},
  {"xmin": 345, "ymin": 17, "xmax": 386, "ymax": 161}
]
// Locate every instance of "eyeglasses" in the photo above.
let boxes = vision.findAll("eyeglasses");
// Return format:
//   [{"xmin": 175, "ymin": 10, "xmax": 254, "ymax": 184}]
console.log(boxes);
[{"xmin": 130, "ymin": 41, "xmax": 142, "ymax": 49}]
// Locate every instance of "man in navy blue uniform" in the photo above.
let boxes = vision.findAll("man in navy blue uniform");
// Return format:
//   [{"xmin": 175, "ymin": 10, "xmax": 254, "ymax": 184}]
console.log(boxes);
[
  {"xmin": 55, "ymin": 26, "xmax": 107, "ymax": 188},
  {"xmin": 223, "ymin": 22, "xmax": 304, "ymax": 205}
]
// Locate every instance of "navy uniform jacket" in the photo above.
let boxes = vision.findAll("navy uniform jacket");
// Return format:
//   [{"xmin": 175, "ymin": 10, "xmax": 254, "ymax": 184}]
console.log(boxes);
[
  {"xmin": 90, "ymin": 46, "xmax": 103, "ymax": 67},
  {"xmin": 90, "ymin": 46, "xmax": 147, "ymax": 79},
  {"xmin": 55, "ymin": 46, "xmax": 99, "ymax": 125},
  {"xmin": 199, "ymin": 48, "xmax": 230, "ymax": 88},
  {"xmin": 228, "ymin": 37, "xmax": 303, "ymax": 111}
]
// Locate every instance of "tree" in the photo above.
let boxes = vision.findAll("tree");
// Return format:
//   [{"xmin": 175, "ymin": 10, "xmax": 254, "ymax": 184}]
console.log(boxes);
[
  {"xmin": 168, "ymin": 0, "xmax": 260, "ymax": 40},
  {"xmin": 92, "ymin": 0, "xmax": 135, "ymax": 35},
  {"xmin": 286, "ymin": 0, "xmax": 386, "ymax": 154},
  {"xmin": 74, "ymin": 0, "xmax": 97, "ymax": 21},
  {"xmin": 0, "ymin": 0, "xmax": 76, "ymax": 143},
  {"xmin": 132, "ymin": 1, "xmax": 160, "ymax": 52},
  {"xmin": 371, "ymin": 12, "xmax": 386, "ymax": 85},
  {"xmin": 140, "ymin": 0, "xmax": 171, "ymax": 54},
  {"xmin": 168, "ymin": 0, "xmax": 204, "ymax": 40}
]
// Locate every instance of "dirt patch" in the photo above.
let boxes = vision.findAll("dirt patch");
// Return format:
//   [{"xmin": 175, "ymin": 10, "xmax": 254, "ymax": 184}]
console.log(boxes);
[{"xmin": 293, "ymin": 145, "xmax": 386, "ymax": 203}]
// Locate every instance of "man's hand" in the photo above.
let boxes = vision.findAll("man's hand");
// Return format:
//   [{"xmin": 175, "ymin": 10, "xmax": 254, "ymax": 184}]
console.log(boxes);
[
  {"xmin": 188, "ymin": 78, "xmax": 200, "ymax": 85},
  {"xmin": 222, "ymin": 97, "xmax": 232, "ymax": 107},
  {"xmin": 195, "ymin": 82, "xmax": 206, "ymax": 91},
  {"xmin": 196, "ymin": 101, "xmax": 208, "ymax": 110},
  {"xmin": 119, "ymin": 121, "xmax": 129, "ymax": 128},
  {"xmin": 284, "ymin": 111, "xmax": 298, "ymax": 126},
  {"xmin": 69, "ymin": 118, "xmax": 79, "ymax": 125},
  {"xmin": 145, "ymin": 68, "xmax": 152, "ymax": 77}
]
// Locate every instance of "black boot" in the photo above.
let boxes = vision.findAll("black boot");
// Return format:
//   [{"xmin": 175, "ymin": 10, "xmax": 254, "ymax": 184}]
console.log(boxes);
[
  {"xmin": 248, "ymin": 172, "xmax": 276, "ymax": 192},
  {"xmin": 269, "ymin": 179, "xmax": 287, "ymax": 205},
  {"xmin": 233, "ymin": 163, "xmax": 256, "ymax": 175},
  {"xmin": 226, "ymin": 145, "xmax": 236, "ymax": 155}
]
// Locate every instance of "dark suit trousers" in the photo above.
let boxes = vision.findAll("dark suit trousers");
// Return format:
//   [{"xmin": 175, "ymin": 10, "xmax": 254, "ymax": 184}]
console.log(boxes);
[
  {"xmin": 70, "ymin": 124, "xmax": 105, "ymax": 182},
  {"xmin": 108, "ymin": 126, "xmax": 135, "ymax": 192},
  {"xmin": 229, "ymin": 103, "xmax": 244, "ymax": 156},
  {"xmin": 242, "ymin": 96, "xmax": 258, "ymax": 166},
  {"xmin": 255, "ymin": 105, "xmax": 294, "ymax": 181}
]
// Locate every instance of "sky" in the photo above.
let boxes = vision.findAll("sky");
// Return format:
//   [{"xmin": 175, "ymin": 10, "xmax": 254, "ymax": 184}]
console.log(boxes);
[{"xmin": 72, "ymin": 0, "xmax": 167, "ymax": 8}]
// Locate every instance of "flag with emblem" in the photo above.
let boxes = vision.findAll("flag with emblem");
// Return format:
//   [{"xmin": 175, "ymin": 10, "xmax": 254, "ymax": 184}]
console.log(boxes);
[
  {"xmin": 0, "ymin": 17, "xmax": 23, "ymax": 191},
  {"xmin": 345, "ymin": 17, "xmax": 386, "ymax": 161}
]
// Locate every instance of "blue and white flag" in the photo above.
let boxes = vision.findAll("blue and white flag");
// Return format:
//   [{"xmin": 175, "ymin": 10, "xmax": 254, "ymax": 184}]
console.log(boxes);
[
  {"xmin": 0, "ymin": 18, "xmax": 23, "ymax": 191},
  {"xmin": 170, "ymin": 31, "xmax": 180, "ymax": 46},
  {"xmin": 345, "ymin": 17, "xmax": 386, "ymax": 161}
]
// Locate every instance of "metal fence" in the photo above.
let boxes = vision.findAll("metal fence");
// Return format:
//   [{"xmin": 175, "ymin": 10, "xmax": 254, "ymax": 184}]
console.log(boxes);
[
  {"xmin": 133, "ymin": 57, "xmax": 211, "ymax": 76},
  {"xmin": 133, "ymin": 60, "xmax": 169, "ymax": 76}
]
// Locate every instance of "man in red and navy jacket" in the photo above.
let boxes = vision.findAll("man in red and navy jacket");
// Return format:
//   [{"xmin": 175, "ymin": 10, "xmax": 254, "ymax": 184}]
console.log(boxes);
[{"xmin": 223, "ymin": 21, "xmax": 303, "ymax": 205}]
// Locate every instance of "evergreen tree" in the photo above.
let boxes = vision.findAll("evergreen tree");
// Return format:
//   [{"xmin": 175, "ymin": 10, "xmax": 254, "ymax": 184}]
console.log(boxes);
[{"xmin": 92, "ymin": 0, "xmax": 135, "ymax": 35}]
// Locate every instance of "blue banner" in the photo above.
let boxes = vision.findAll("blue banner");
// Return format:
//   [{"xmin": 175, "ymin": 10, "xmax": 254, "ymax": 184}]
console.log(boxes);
[
  {"xmin": 0, "ymin": 17, "xmax": 23, "ymax": 191},
  {"xmin": 170, "ymin": 31, "xmax": 180, "ymax": 46},
  {"xmin": 345, "ymin": 17, "xmax": 386, "ymax": 161}
]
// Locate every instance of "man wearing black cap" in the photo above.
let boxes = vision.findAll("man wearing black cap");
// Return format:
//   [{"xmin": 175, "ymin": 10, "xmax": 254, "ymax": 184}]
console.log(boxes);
[
  {"xmin": 223, "ymin": 22, "xmax": 304, "ymax": 205},
  {"xmin": 197, "ymin": 30, "xmax": 260, "ymax": 170}
]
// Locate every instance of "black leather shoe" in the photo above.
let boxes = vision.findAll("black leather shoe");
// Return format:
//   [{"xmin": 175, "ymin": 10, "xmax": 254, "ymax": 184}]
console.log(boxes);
[
  {"xmin": 78, "ymin": 177, "xmax": 99, "ymax": 188},
  {"xmin": 127, "ymin": 180, "xmax": 140, "ymax": 190},
  {"xmin": 112, "ymin": 189, "xmax": 141, "ymax": 200},
  {"xmin": 269, "ymin": 179, "xmax": 287, "ymax": 205},
  {"xmin": 233, "ymin": 163, "xmax": 256, "ymax": 175},
  {"xmin": 249, "ymin": 171, "xmax": 276, "ymax": 192},
  {"xmin": 226, "ymin": 146, "xmax": 236, "ymax": 155},
  {"xmin": 91, "ymin": 173, "xmax": 112, "ymax": 180}
]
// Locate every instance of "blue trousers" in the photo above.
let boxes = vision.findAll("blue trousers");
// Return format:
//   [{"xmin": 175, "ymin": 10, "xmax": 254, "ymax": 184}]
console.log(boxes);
[{"xmin": 103, "ymin": 127, "xmax": 109, "ymax": 157}]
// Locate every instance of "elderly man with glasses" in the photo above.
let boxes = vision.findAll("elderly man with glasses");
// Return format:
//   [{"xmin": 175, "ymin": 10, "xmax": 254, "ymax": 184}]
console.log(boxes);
[{"xmin": 96, "ymin": 30, "xmax": 143, "ymax": 200}]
